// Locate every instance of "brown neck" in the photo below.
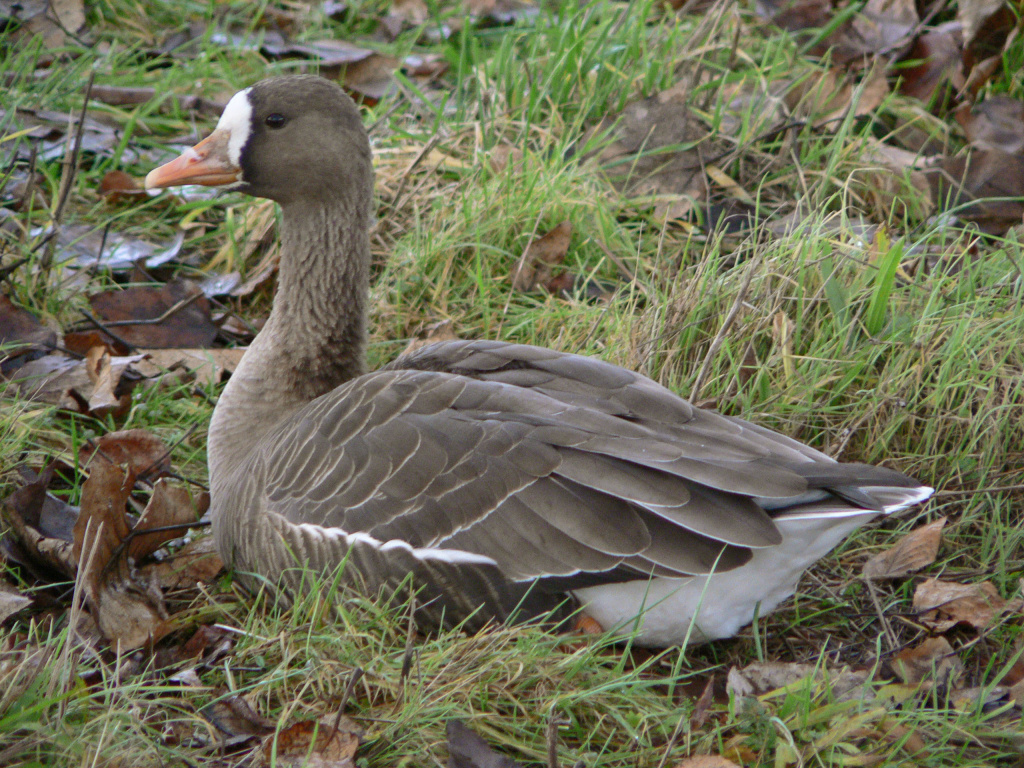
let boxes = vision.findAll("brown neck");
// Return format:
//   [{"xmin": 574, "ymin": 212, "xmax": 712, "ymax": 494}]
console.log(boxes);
[{"xmin": 208, "ymin": 196, "xmax": 370, "ymax": 484}]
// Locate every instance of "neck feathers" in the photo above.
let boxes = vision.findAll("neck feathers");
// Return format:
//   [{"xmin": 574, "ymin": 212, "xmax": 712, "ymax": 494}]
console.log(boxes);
[{"xmin": 209, "ymin": 197, "xmax": 370, "ymax": 482}]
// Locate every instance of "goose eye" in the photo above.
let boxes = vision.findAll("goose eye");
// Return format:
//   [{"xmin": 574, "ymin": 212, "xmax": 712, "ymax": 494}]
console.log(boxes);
[{"xmin": 265, "ymin": 113, "xmax": 286, "ymax": 129}]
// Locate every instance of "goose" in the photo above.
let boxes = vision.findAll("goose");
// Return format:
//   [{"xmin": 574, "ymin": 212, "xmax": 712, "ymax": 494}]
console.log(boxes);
[{"xmin": 145, "ymin": 75, "xmax": 933, "ymax": 647}]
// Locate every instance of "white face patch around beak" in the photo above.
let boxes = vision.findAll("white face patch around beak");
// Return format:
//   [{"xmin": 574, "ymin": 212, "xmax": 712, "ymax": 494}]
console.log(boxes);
[{"xmin": 216, "ymin": 87, "xmax": 254, "ymax": 166}]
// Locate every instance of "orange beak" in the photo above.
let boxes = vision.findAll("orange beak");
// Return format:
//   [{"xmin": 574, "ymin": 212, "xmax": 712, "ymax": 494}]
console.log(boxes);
[{"xmin": 145, "ymin": 129, "xmax": 242, "ymax": 189}]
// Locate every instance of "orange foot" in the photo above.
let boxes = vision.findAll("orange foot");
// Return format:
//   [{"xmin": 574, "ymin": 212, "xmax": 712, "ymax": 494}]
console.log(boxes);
[{"xmin": 573, "ymin": 615, "xmax": 604, "ymax": 635}]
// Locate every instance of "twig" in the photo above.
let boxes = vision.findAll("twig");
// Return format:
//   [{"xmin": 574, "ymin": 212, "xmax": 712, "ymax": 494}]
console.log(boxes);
[
  {"xmin": 328, "ymin": 667, "xmax": 365, "ymax": 741},
  {"xmin": 390, "ymin": 135, "xmax": 441, "ymax": 212},
  {"xmin": 863, "ymin": 578, "xmax": 898, "ymax": 654},
  {"xmin": 72, "ymin": 291, "xmax": 204, "ymax": 332},
  {"xmin": 78, "ymin": 309, "xmax": 137, "ymax": 352},
  {"xmin": 0, "ymin": 256, "xmax": 30, "ymax": 282},
  {"xmin": 933, "ymin": 483, "xmax": 1024, "ymax": 497},
  {"xmin": 689, "ymin": 255, "xmax": 758, "ymax": 403},
  {"xmin": 654, "ymin": 709, "xmax": 687, "ymax": 768},
  {"xmin": 43, "ymin": 72, "xmax": 95, "ymax": 270},
  {"xmin": 546, "ymin": 715, "xmax": 566, "ymax": 768},
  {"xmin": 591, "ymin": 237, "xmax": 649, "ymax": 297},
  {"xmin": 400, "ymin": 590, "xmax": 418, "ymax": 684}
]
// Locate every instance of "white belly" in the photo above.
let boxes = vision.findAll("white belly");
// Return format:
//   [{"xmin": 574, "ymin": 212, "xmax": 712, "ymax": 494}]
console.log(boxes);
[{"xmin": 574, "ymin": 511, "xmax": 879, "ymax": 647}]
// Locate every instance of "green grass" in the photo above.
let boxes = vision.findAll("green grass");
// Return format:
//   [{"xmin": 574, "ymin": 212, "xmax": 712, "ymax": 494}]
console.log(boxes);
[{"xmin": 3, "ymin": 0, "xmax": 1024, "ymax": 766}]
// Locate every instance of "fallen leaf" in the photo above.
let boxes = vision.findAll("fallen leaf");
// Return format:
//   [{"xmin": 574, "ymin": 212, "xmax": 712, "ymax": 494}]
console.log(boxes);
[
  {"xmin": 0, "ymin": 295, "xmax": 56, "ymax": 376},
  {"xmin": 133, "ymin": 348, "xmax": 245, "ymax": 387},
  {"xmin": 0, "ymin": 0, "xmax": 85, "ymax": 52},
  {"xmin": 88, "ymin": 280, "xmax": 218, "ymax": 349},
  {"xmin": 958, "ymin": 0, "xmax": 1010, "ymax": 51},
  {"xmin": 98, "ymin": 170, "xmax": 148, "ymax": 204},
  {"xmin": 862, "ymin": 517, "xmax": 946, "ymax": 580},
  {"xmin": 79, "ymin": 429, "xmax": 172, "ymax": 480},
  {"xmin": 673, "ymin": 758, "xmax": 740, "ymax": 768},
  {"xmin": 464, "ymin": 0, "xmax": 538, "ymax": 25},
  {"xmin": 202, "ymin": 694, "xmax": 276, "ymax": 746},
  {"xmin": 488, "ymin": 143, "xmax": 524, "ymax": 174},
  {"xmin": 956, "ymin": 96, "xmax": 1024, "ymax": 154},
  {"xmin": 0, "ymin": 467, "xmax": 79, "ymax": 579},
  {"xmin": 2, "ymin": 167, "xmax": 49, "ymax": 211},
  {"xmin": 589, "ymin": 81, "xmax": 713, "ymax": 219},
  {"xmin": 898, "ymin": 25, "xmax": 965, "ymax": 104},
  {"xmin": 892, "ymin": 636, "xmax": 962, "ymax": 685},
  {"xmin": 785, "ymin": 63, "xmax": 890, "ymax": 128},
  {"xmin": 85, "ymin": 346, "xmax": 131, "ymax": 417},
  {"xmin": 73, "ymin": 461, "xmax": 170, "ymax": 651},
  {"xmin": 9, "ymin": 352, "xmax": 145, "ymax": 413},
  {"xmin": 726, "ymin": 662, "xmax": 874, "ymax": 702},
  {"xmin": 259, "ymin": 718, "xmax": 362, "ymax": 768},
  {"xmin": 689, "ymin": 675, "xmax": 715, "ymax": 729},
  {"xmin": 390, "ymin": 0, "xmax": 428, "ymax": 26},
  {"xmin": 511, "ymin": 221, "xmax": 572, "ymax": 291},
  {"xmin": 62, "ymin": 330, "xmax": 130, "ymax": 357},
  {"xmin": 31, "ymin": 224, "xmax": 184, "ymax": 271},
  {"xmin": 0, "ymin": 580, "xmax": 32, "ymax": 623},
  {"xmin": 145, "ymin": 536, "xmax": 224, "ymax": 590},
  {"xmin": 261, "ymin": 37, "xmax": 376, "ymax": 67},
  {"xmin": 401, "ymin": 319, "xmax": 459, "ymax": 356},
  {"xmin": 846, "ymin": 0, "xmax": 919, "ymax": 57},
  {"xmin": 447, "ymin": 719, "xmax": 523, "ymax": 768},
  {"xmin": 913, "ymin": 578, "xmax": 1021, "ymax": 632},
  {"xmin": 129, "ymin": 479, "xmax": 207, "ymax": 560},
  {"xmin": 338, "ymin": 54, "xmax": 401, "ymax": 105}
]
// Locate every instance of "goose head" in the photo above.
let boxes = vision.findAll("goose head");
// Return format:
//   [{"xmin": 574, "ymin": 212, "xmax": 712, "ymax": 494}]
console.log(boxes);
[{"xmin": 146, "ymin": 75, "xmax": 373, "ymax": 214}]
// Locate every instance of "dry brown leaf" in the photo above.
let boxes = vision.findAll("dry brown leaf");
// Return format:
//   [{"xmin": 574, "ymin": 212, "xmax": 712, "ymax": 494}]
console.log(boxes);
[
  {"xmin": 464, "ymin": 0, "xmax": 538, "ymax": 24},
  {"xmin": 339, "ymin": 54, "xmax": 401, "ymax": 105},
  {"xmin": 899, "ymin": 26, "xmax": 966, "ymax": 103},
  {"xmin": 913, "ymin": 577, "xmax": 1021, "ymax": 632},
  {"xmin": 10, "ymin": 352, "xmax": 145, "ymax": 412},
  {"xmin": 3, "ymin": 0, "xmax": 85, "ymax": 50},
  {"xmin": 673, "ymin": 757, "xmax": 740, "ymax": 768},
  {"xmin": 689, "ymin": 675, "xmax": 715, "ymax": 730},
  {"xmin": 73, "ymin": 462, "xmax": 170, "ymax": 651},
  {"xmin": 0, "ymin": 469, "xmax": 78, "ymax": 578},
  {"xmin": 926, "ymin": 149, "xmax": 1024, "ymax": 234},
  {"xmin": 488, "ymin": 143, "xmax": 524, "ymax": 174},
  {"xmin": 892, "ymin": 636, "xmax": 962, "ymax": 685},
  {"xmin": 0, "ymin": 581, "xmax": 32, "ymax": 623},
  {"xmin": 848, "ymin": 0, "xmax": 919, "ymax": 56},
  {"xmin": 99, "ymin": 170, "xmax": 148, "ymax": 204},
  {"xmin": 89, "ymin": 280, "xmax": 218, "ymax": 349},
  {"xmin": 401, "ymin": 319, "xmax": 459, "ymax": 356},
  {"xmin": 856, "ymin": 140, "xmax": 935, "ymax": 220},
  {"xmin": 958, "ymin": 0, "xmax": 1009, "ymax": 49},
  {"xmin": 0, "ymin": 295, "xmax": 56, "ymax": 365},
  {"xmin": 447, "ymin": 719, "xmax": 523, "ymax": 768},
  {"xmin": 85, "ymin": 346, "xmax": 130, "ymax": 417},
  {"xmin": 957, "ymin": 96, "xmax": 1024, "ymax": 154},
  {"xmin": 1009, "ymin": 678, "xmax": 1024, "ymax": 706},
  {"xmin": 79, "ymin": 429, "xmax": 172, "ymax": 479},
  {"xmin": 145, "ymin": 536, "xmax": 224, "ymax": 590},
  {"xmin": 134, "ymin": 347, "xmax": 245, "ymax": 387},
  {"xmin": 511, "ymin": 221, "xmax": 572, "ymax": 291},
  {"xmin": 391, "ymin": 0, "xmax": 429, "ymax": 26},
  {"xmin": 726, "ymin": 662, "xmax": 874, "ymax": 702},
  {"xmin": 258, "ymin": 718, "xmax": 362, "ymax": 768},
  {"xmin": 129, "ymin": 479, "xmax": 207, "ymax": 561},
  {"xmin": 590, "ymin": 82, "xmax": 711, "ymax": 220},
  {"xmin": 202, "ymin": 694, "xmax": 276, "ymax": 745},
  {"xmin": 785, "ymin": 63, "xmax": 890, "ymax": 127},
  {"xmin": 862, "ymin": 517, "xmax": 946, "ymax": 580}
]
